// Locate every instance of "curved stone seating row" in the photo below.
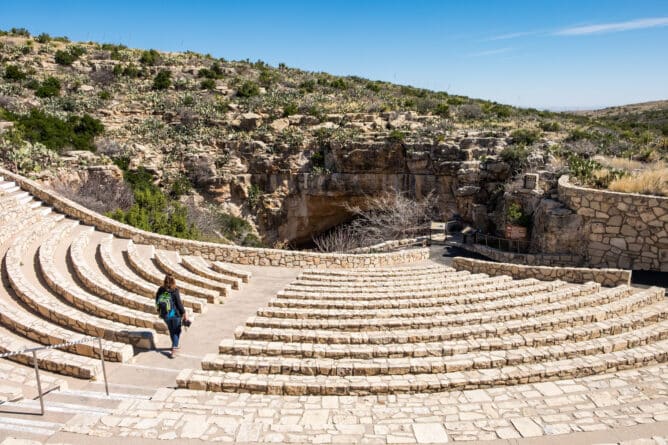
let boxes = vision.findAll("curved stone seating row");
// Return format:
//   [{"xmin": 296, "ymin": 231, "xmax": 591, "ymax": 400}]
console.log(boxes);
[
  {"xmin": 298, "ymin": 265, "xmax": 455, "ymax": 280},
  {"xmin": 179, "ymin": 339, "xmax": 668, "ymax": 394},
  {"xmin": 257, "ymin": 282, "xmax": 598, "ymax": 319},
  {"xmin": 38, "ymin": 220, "xmax": 166, "ymax": 336},
  {"xmin": 247, "ymin": 283, "xmax": 619, "ymax": 331},
  {"xmin": 98, "ymin": 235, "xmax": 206, "ymax": 313},
  {"xmin": 275, "ymin": 275, "xmax": 519, "ymax": 301},
  {"xmin": 246, "ymin": 287, "xmax": 622, "ymax": 331},
  {"xmin": 2, "ymin": 215, "xmax": 132, "ymax": 363},
  {"xmin": 219, "ymin": 301, "xmax": 668, "ymax": 359},
  {"xmin": 6, "ymin": 216, "xmax": 156, "ymax": 350},
  {"xmin": 209, "ymin": 260, "xmax": 251, "ymax": 283},
  {"xmin": 235, "ymin": 287, "xmax": 661, "ymax": 344},
  {"xmin": 69, "ymin": 228, "xmax": 160, "ymax": 314},
  {"xmin": 270, "ymin": 280, "xmax": 554, "ymax": 310},
  {"xmin": 203, "ymin": 320, "xmax": 668, "ymax": 376},
  {"xmin": 181, "ymin": 255, "xmax": 246, "ymax": 287},
  {"xmin": 290, "ymin": 270, "xmax": 474, "ymax": 288},
  {"xmin": 0, "ymin": 330, "xmax": 101, "ymax": 379},
  {"xmin": 285, "ymin": 272, "xmax": 489, "ymax": 293},
  {"xmin": 126, "ymin": 241, "xmax": 220, "ymax": 303},
  {"xmin": 154, "ymin": 249, "xmax": 233, "ymax": 294}
]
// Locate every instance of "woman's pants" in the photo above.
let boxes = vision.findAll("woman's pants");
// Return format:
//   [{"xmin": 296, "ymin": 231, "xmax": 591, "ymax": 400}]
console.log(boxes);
[{"xmin": 165, "ymin": 317, "xmax": 182, "ymax": 348}]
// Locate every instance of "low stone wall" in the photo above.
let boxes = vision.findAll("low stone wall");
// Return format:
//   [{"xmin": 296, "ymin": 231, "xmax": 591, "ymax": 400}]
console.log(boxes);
[
  {"xmin": 452, "ymin": 257, "xmax": 631, "ymax": 287},
  {"xmin": 558, "ymin": 175, "xmax": 668, "ymax": 271},
  {"xmin": 457, "ymin": 242, "xmax": 584, "ymax": 267},
  {"xmin": 347, "ymin": 237, "xmax": 429, "ymax": 254},
  {"xmin": 0, "ymin": 168, "xmax": 429, "ymax": 268}
]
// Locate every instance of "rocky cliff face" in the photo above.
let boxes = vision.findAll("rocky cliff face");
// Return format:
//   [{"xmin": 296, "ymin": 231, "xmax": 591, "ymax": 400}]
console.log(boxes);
[{"xmin": 194, "ymin": 129, "xmax": 514, "ymax": 245}]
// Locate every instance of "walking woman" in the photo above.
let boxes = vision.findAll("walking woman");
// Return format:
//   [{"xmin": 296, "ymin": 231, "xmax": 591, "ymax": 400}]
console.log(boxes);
[{"xmin": 155, "ymin": 274, "xmax": 188, "ymax": 358}]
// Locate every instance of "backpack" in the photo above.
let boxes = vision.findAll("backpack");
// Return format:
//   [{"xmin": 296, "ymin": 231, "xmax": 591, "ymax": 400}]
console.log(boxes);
[{"xmin": 156, "ymin": 290, "xmax": 176, "ymax": 318}]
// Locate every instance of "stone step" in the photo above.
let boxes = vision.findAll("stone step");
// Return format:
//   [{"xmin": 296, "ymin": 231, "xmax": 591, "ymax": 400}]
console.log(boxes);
[
  {"xmin": 180, "ymin": 255, "xmax": 244, "ymax": 288},
  {"xmin": 69, "ymin": 228, "xmax": 164, "ymax": 315},
  {"xmin": 269, "ymin": 281, "xmax": 565, "ymax": 310},
  {"xmin": 220, "ymin": 301, "xmax": 668, "ymax": 358},
  {"xmin": 248, "ymin": 284, "xmax": 624, "ymax": 331},
  {"xmin": 210, "ymin": 260, "xmax": 252, "ymax": 283},
  {"xmin": 204, "ymin": 320, "xmax": 668, "ymax": 376},
  {"xmin": 154, "ymin": 249, "xmax": 233, "ymax": 294},
  {"xmin": 5, "ymin": 216, "xmax": 153, "ymax": 353},
  {"xmin": 275, "ymin": 275, "xmax": 520, "ymax": 301},
  {"xmin": 299, "ymin": 266, "xmax": 456, "ymax": 280},
  {"xmin": 97, "ymin": 235, "xmax": 205, "ymax": 313},
  {"xmin": 300, "ymin": 264, "xmax": 454, "ymax": 277},
  {"xmin": 236, "ymin": 287, "xmax": 664, "ymax": 344},
  {"xmin": 0, "ymin": 212, "xmax": 130, "ymax": 364},
  {"xmin": 295, "ymin": 269, "xmax": 469, "ymax": 284},
  {"xmin": 37, "ymin": 221, "xmax": 164, "ymax": 342},
  {"xmin": 260, "ymin": 282, "xmax": 595, "ymax": 319},
  {"xmin": 125, "ymin": 241, "xmax": 220, "ymax": 303},
  {"xmin": 0, "ymin": 323, "xmax": 101, "ymax": 379},
  {"xmin": 290, "ymin": 270, "xmax": 475, "ymax": 288},
  {"xmin": 285, "ymin": 272, "xmax": 494, "ymax": 293},
  {"xmin": 180, "ymin": 339, "xmax": 668, "ymax": 395}
]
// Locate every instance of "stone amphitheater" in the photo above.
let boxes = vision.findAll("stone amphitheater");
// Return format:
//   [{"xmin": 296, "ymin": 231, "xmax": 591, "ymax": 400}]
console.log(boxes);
[{"xmin": 0, "ymin": 169, "xmax": 666, "ymax": 445}]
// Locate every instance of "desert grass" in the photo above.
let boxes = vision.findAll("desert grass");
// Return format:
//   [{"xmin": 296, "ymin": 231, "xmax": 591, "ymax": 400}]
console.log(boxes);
[
  {"xmin": 608, "ymin": 166, "xmax": 668, "ymax": 196},
  {"xmin": 593, "ymin": 155, "xmax": 646, "ymax": 172}
]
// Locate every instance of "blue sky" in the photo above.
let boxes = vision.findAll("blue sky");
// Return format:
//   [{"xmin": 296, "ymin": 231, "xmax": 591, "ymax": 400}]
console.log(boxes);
[{"xmin": 1, "ymin": 0, "xmax": 667, "ymax": 109}]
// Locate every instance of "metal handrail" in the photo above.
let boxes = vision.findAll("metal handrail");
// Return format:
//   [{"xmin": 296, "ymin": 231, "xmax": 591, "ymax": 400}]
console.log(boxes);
[
  {"xmin": 0, "ymin": 336, "xmax": 109, "ymax": 415},
  {"xmin": 473, "ymin": 232, "xmax": 531, "ymax": 254}
]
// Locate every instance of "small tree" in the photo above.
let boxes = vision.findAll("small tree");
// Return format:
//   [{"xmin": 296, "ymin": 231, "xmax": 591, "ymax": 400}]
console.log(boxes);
[
  {"xmin": 3, "ymin": 65, "xmax": 26, "ymax": 81},
  {"xmin": 35, "ymin": 76, "xmax": 61, "ymax": 98},
  {"xmin": 152, "ymin": 70, "xmax": 171, "ymax": 90},
  {"xmin": 236, "ymin": 80, "xmax": 259, "ymax": 98}
]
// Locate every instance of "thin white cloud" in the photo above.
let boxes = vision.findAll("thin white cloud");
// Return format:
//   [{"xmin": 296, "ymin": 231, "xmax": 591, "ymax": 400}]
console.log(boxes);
[
  {"xmin": 555, "ymin": 17, "xmax": 668, "ymax": 35},
  {"xmin": 467, "ymin": 47, "xmax": 514, "ymax": 57},
  {"xmin": 486, "ymin": 31, "xmax": 539, "ymax": 41}
]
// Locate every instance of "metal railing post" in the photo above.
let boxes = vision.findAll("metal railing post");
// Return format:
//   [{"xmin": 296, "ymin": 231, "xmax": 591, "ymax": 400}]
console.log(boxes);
[
  {"xmin": 98, "ymin": 337, "xmax": 109, "ymax": 396},
  {"xmin": 32, "ymin": 350, "xmax": 44, "ymax": 415}
]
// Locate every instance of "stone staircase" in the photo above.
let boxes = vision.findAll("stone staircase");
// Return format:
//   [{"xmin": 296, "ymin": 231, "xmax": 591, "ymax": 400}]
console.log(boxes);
[
  {"xmin": 177, "ymin": 265, "xmax": 668, "ymax": 396},
  {"xmin": 0, "ymin": 176, "xmax": 251, "ymax": 399}
]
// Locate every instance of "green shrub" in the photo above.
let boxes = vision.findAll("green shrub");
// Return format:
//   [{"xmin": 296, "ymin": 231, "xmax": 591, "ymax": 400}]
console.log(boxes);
[
  {"xmin": 366, "ymin": 82, "xmax": 381, "ymax": 92},
  {"xmin": 247, "ymin": 183, "xmax": 261, "ymax": 208},
  {"xmin": 388, "ymin": 130, "xmax": 405, "ymax": 143},
  {"xmin": 258, "ymin": 69, "xmax": 276, "ymax": 86},
  {"xmin": 139, "ymin": 49, "xmax": 161, "ymax": 65},
  {"xmin": 3, "ymin": 64, "xmax": 26, "ymax": 81},
  {"xmin": 98, "ymin": 90, "xmax": 111, "ymax": 100},
  {"xmin": 236, "ymin": 80, "xmax": 259, "ymax": 98},
  {"xmin": 11, "ymin": 109, "xmax": 103, "ymax": 152},
  {"xmin": 200, "ymin": 78, "xmax": 216, "ymax": 90},
  {"xmin": 510, "ymin": 128, "xmax": 541, "ymax": 145},
  {"xmin": 329, "ymin": 78, "xmax": 348, "ymax": 90},
  {"xmin": 299, "ymin": 79, "xmax": 316, "ymax": 93},
  {"xmin": 35, "ymin": 33, "xmax": 51, "ymax": 43},
  {"xmin": 500, "ymin": 145, "xmax": 529, "ymax": 174},
  {"xmin": 282, "ymin": 102, "xmax": 298, "ymax": 117},
  {"xmin": 35, "ymin": 76, "xmax": 61, "ymax": 98},
  {"xmin": 169, "ymin": 174, "xmax": 192, "ymax": 198},
  {"xmin": 108, "ymin": 167, "xmax": 198, "ymax": 239},
  {"xmin": 433, "ymin": 103, "xmax": 450, "ymax": 117},
  {"xmin": 506, "ymin": 202, "xmax": 531, "ymax": 227},
  {"xmin": 54, "ymin": 46, "xmax": 85, "ymax": 66},
  {"xmin": 539, "ymin": 121, "xmax": 560, "ymax": 132},
  {"xmin": 152, "ymin": 70, "xmax": 171, "ymax": 90},
  {"xmin": 122, "ymin": 64, "xmax": 143, "ymax": 78},
  {"xmin": 10, "ymin": 27, "xmax": 30, "ymax": 37}
]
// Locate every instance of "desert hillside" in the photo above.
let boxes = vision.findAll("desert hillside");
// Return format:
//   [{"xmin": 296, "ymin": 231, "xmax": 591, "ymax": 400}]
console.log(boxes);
[{"xmin": 0, "ymin": 28, "xmax": 666, "ymax": 248}]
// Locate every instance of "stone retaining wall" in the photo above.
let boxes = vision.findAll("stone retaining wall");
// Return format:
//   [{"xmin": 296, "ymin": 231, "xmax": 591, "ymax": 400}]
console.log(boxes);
[
  {"xmin": 558, "ymin": 175, "xmax": 668, "ymax": 271},
  {"xmin": 347, "ymin": 237, "xmax": 429, "ymax": 254},
  {"xmin": 0, "ymin": 168, "xmax": 428, "ymax": 268},
  {"xmin": 452, "ymin": 257, "xmax": 631, "ymax": 287},
  {"xmin": 457, "ymin": 242, "xmax": 584, "ymax": 267}
]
